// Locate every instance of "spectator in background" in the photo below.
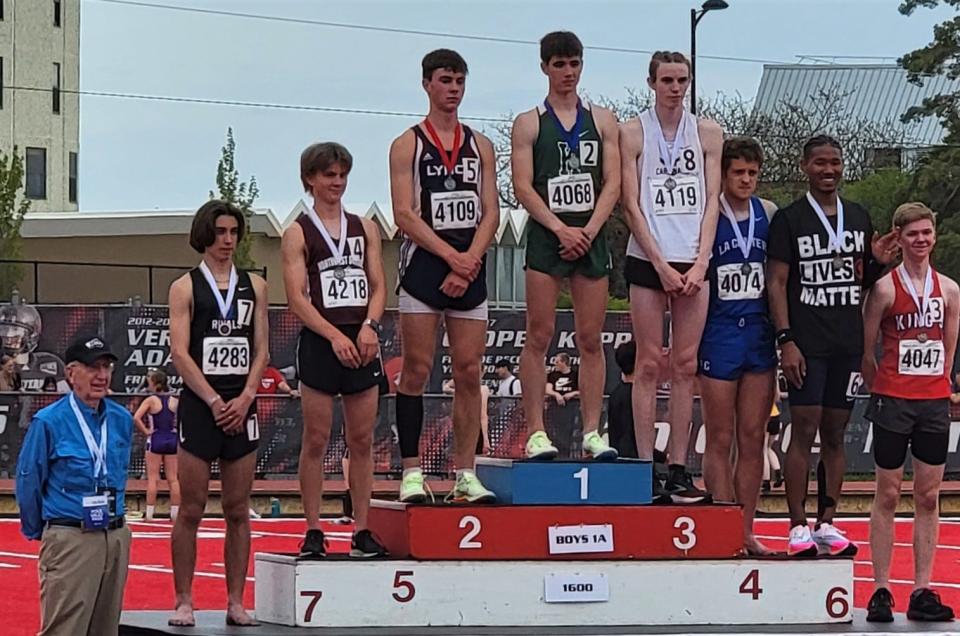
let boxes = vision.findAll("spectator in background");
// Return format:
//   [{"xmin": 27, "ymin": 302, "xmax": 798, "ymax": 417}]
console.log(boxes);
[
  {"xmin": 42, "ymin": 376, "xmax": 59, "ymax": 393},
  {"xmin": 0, "ymin": 353, "xmax": 20, "ymax": 391},
  {"xmin": 133, "ymin": 369, "xmax": 180, "ymax": 522},
  {"xmin": 547, "ymin": 353, "xmax": 579, "ymax": 405},
  {"xmin": 495, "ymin": 359, "xmax": 521, "ymax": 397},
  {"xmin": 607, "ymin": 341, "xmax": 638, "ymax": 458},
  {"xmin": 258, "ymin": 366, "xmax": 300, "ymax": 398},
  {"xmin": 16, "ymin": 336, "xmax": 133, "ymax": 636}
]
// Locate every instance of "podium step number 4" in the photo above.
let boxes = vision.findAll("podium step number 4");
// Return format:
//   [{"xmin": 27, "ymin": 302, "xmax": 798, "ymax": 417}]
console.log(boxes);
[{"xmin": 254, "ymin": 554, "xmax": 854, "ymax": 628}]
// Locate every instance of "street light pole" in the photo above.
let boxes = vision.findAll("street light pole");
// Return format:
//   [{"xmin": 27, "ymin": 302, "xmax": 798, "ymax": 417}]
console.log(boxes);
[{"xmin": 690, "ymin": 0, "xmax": 729, "ymax": 115}]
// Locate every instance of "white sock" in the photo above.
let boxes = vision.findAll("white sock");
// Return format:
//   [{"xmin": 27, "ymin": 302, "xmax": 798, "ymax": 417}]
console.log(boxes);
[
  {"xmin": 169, "ymin": 505, "xmax": 179, "ymax": 522},
  {"xmin": 146, "ymin": 504, "xmax": 155, "ymax": 521},
  {"xmin": 402, "ymin": 467, "xmax": 422, "ymax": 479},
  {"xmin": 456, "ymin": 469, "xmax": 475, "ymax": 481}
]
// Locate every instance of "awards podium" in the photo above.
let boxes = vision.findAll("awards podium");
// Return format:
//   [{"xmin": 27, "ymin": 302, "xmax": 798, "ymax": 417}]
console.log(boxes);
[{"xmin": 253, "ymin": 458, "xmax": 855, "ymax": 630}]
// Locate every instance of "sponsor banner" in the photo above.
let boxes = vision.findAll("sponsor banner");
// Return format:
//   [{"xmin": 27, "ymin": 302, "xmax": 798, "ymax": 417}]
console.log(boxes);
[{"xmin": 3, "ymin": 392, "xmax": 960, "ymax": 479}]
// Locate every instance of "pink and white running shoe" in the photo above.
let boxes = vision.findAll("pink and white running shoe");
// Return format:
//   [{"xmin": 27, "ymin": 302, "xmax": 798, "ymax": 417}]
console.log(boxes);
[
  {"xmin": 787, "ymin": 524, "xmax": 818, "ymax": 557},
  {"xmin": 812, "ymin": 522, "xmax": 858, "ymax": 556}
]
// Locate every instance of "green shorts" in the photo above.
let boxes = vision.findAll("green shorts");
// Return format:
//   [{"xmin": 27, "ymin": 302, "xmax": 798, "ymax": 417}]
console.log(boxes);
[{"xmin": 525, "ymin": 216, "xmax": 611, "ymax": 279}]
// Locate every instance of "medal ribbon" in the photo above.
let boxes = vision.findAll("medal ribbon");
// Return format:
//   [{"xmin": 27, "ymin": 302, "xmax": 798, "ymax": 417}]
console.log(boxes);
[
  {"xmin": 805, "ymin": 191, "xmax": 845, "ymax": 257},
  {"xmin": 720, "ymin": 193, "xmax": 756, "ymax": 261},
  {"xmin": 543, "ymin": 98, "xmax": 584, "ymax": 163},
  {"xmin": 423, "ymin": 119, "xmax": 462, "ymax": 179},
  {"xmin": 198, "ymin": 260, "xmax": 237, "ymax": 320},
  {"xmin": 69, "ymin": 393, "xmax": 108, "ymax": 482},
  {"xmin": 307, "ymin": 204, "xmax": 349, "ymax": 265},
  {"xmin": 648, "ymin": 109, "xmax": 688, "ymax": 173},
  {"xmin": 898, "ymin": 263, "xmax": 934, "ymax": 321}
]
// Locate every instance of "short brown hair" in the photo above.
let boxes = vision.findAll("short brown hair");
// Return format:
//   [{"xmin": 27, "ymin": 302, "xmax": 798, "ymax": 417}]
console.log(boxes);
[
  {"xmin": 189, "ymin": 200, "xmax": 246, "ymax": 253},
  {"xmin": 422, "ymin": 49, "xmax": 468, "ymax": 81},
  {"xmin": 649, "ymin": 51, "xmax": 690, "ymax": 81},
  {"xmin": 147, "ymin": 368, "xmax": 169, "ymax": 392},
  {"xmin": 892, "ymin": 202, "xmax": 937, "ymax": 229},
  {"xmin": 722, "ymin": 137, "xmax": 764, "ymax": 173},
  {"xmin": 540, "ymin": 31, "xmax": 583, "ymax": 64},
  {"xmin": 300, "ymin": 142, "xmax": 353, "ymax": 192}
]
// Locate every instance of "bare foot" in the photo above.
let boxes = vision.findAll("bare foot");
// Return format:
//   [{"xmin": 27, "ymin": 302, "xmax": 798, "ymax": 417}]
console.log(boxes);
[
  {"xmin": 226, "ymin": 604, "xmax": 260, "ymax": 627},
  {"xmin": 168, "ymin": 604, "xmax": 195, "ymax": 627},
  {"xmin": 743, "ymin": 535, "xmax": 777, "ymax": 556}
]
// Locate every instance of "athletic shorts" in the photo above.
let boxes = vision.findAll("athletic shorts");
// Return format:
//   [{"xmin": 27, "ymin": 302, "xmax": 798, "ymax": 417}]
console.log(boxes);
[
  {"xmin": 398, "ymin": 288, "xmax": 488, "ymax": 321},
  {"xmin": 525, "ymin": 218, "xmax": 610, "ymax": 280},
  {"xmin": 698, "ymin": 315, "xmax": 777, "ymax": 381},
  {"xmin": 766, "ymin": 415, "xmax": 782, "ymax": 436},
  {"xmin": 625, "ymin": 257, "xmax": 699, "ymax": 291},
  {"xmin": 865, "ymin": 395, "xmax": 950, "ymax": 468},
  {"xmin": 297, "ymin": 325, "xmax": 383, "ymax": 396},
  {"xmin": 178, "ymin": 388, "xmax": 259, "ymax": 462},
  {"xmin": 786, "ymin": 354, "xmax": 861, "ymax": 410},
  {"xmin": 147, "ymin": 431, "xmax": 178, "ymax": 455}
]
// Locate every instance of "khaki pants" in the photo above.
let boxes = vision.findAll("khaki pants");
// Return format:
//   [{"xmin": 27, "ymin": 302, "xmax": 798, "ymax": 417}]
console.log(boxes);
[{"xmin": 38, "ymin": 524, "xmax": 131, "ymax": 636}]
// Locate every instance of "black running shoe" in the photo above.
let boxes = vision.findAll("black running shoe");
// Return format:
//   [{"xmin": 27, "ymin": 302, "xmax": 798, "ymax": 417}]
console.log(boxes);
[
  {"xmin": 908, "ymin": 588, "xmax": 955, "ymax": 622},
  {"xmin": 866, "ymin": 588, "xmax": 894, "ymax": 623},
  {"xmin": 298, "ymin": 528, "xmax": 327, "ymax": 560},
  {"xmin": 350, "ymin": 529, "xmax": 389, "ymax": 558},
  {"xmin": 665, "ymin": 470, "xmax": 712, "ymax": 504},
  {"xmin": 652, "ymin": 476, "xmax": 672, "ymax": 505}
]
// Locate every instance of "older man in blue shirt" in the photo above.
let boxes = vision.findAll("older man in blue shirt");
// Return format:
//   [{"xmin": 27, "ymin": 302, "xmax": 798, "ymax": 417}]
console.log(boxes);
[{"xmin": 16, "ymin": 335, "xmax": 133, "ymax": 636}]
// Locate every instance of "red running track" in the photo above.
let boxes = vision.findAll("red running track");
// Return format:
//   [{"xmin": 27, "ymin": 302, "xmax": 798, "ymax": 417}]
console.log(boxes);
[{"xmin": 0, "ymin": 517, "xmax": 958, "ymax": 635}]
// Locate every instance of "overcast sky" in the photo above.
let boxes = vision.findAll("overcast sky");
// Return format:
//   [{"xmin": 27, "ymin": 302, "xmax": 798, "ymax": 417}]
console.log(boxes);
[{"xmin": 77, "ymin": 0, "xmax": 954, "ymax": 219}]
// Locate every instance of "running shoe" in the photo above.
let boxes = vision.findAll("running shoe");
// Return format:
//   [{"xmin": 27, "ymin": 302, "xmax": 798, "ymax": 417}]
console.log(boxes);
[
  {"xmin": 298, "ymin": 528, "xmax": 327, "ymax": 560},
  {"xmin": 908, "ymin": 588, "xmax": 955, "ymax": 622},
  {"xmin": 525, "ymin": 430, "xmax": 559, "ymax": 460},
  {"xmin": 787, "ymin": 524, "xmax": 818, "ymax": 557},
  {"xmin": 350, "ymin": 529, "xmax": 389, "ymax": 558},
  {"xmin": 448, "ymin": 471, "xmax": 496, "ymax": 504},
  {"xmin": 664, "ymin": 470, "xmax": 712, "ymax": 504},
  {"xmin": 399, "ymin": 469, "xmax": 427, "ymax": 504},
  {"xmin": 812, "ymin": 522, "xmax": 858, "ymax": 557},
  {"xmin": 582, "ymin": 431, "xmax": 618, "ymax": 461},
  {"xmin": 866, "ymin": 588, "xmax": 894, "ymax": 623}
]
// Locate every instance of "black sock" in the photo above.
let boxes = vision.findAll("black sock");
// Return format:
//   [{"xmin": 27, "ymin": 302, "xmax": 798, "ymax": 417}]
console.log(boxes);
[{"xmin": 395, "ymin": 392, "xmax": 424, "ymax": 459}]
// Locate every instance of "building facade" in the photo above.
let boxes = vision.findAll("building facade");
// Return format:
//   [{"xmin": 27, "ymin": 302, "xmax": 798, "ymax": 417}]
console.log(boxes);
[{"xmin": 0, "ymin": 0, "xmax": 80, "ymax": 212}]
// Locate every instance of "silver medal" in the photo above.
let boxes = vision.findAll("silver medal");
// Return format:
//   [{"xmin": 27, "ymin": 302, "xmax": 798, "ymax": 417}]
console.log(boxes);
[
  {"xmin": 741, "ymin": 262, "xmax": 752, "ymax": 276},
  {"xmin": 664, "ymin": 177, "xmax": 677, "ymax": 191},
  {"xmin": 918, "ymin": 332, "xmax": 929, "ymax": 343},
  {"xmin": 444, "ymin": 176, "xmax": 456, "ymax": 191},
  {"xmin": 832, "ymin": 254, "xmax": 844, "ymax": 268},
  {"xmin": 567, "ymin": 155, "xmax": 580, "ymax": 171},
  {"xmin": 334, "ymin": 266, "xmax": 346, "ymax": 281}
]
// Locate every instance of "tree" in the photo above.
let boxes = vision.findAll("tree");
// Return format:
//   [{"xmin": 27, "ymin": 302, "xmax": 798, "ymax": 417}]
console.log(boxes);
[
  {"xmin": 211, "ymin": 127, "xmax": 260, "ymax": 269},
  {"xmin": 898, "ymin": 0, "xmax": 960, "ymax": 281},
  {"xmin": 0, "ymin": 147, "xmax": 31, "ymax": 299}
]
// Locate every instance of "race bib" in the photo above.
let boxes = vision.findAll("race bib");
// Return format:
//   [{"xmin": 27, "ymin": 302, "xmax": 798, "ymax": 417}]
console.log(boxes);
[
  {"xmin": 650, "ymin": 175, "xmax": 700, "ymax": 215},
  {"xmin": 898, "ymin": 339, "xmax": 944, "ymax": 376},
  {"xmin": 717, "ymin": 262, "xmax": 764, "ymax": 301},
  {"xmin": 547, "ymin": 173, "xmax": 595, "ymax": 214},
  {"xmin": 202, "ymin": 337, "xmax": 250, "ymax": 375},
  {"xmin": 320, "ymin": 267, "xmax": 368, "ymax": 308},
  {"xmin": 430, "ymin": 191, "xmax": 480, "ymax": 231}
]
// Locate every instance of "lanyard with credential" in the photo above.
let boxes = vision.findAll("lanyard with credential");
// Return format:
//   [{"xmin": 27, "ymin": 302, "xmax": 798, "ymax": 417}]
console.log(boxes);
[{"xmin": 69, "ymin": 393, "xmax": 108, "ymax": 484}]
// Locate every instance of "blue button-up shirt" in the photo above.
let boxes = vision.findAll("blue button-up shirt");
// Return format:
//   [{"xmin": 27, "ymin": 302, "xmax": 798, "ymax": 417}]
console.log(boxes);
[{"xmin": 15, "ymin": 393, "xmax": 133, "ymax": 540}]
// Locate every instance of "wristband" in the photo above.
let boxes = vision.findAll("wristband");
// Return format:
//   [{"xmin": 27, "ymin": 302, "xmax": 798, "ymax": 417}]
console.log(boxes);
[
  {"xmin": 207, "ymin": 394, "xmax": 222, "ymax": 407},
  {"xmin": 775, "ymin": 329, "xmax": 795, "ymax": 347}
]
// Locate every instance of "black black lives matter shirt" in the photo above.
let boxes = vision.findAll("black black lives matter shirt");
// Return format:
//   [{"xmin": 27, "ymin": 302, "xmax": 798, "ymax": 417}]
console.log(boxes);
[{"xmin": 767, "ymin": 196, "xmax": 881, "ymax": 358}]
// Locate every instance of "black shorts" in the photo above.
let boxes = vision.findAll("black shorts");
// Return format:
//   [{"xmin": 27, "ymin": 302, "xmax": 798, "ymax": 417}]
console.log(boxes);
[
  {"xmin": 786, "ymin": 354, "xmax": 861, "ymax": 410},
  {"xmin": 178, "ymin": 388, "xmax": 259, "ymax": 462},
  {"xmin": 766, "ymin": 415, "xmax": 782, "ymax": 436},
  {"xmin": 297, "ymin": 325, "xmax": 383, "ymax": 396},
  {"xmin": 865, "ymin": 395, "xmax": 950, "ymax": 468},
  {"xmin": 625, "ymin": 257, "xmax": 696, "ymax": 291}
]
